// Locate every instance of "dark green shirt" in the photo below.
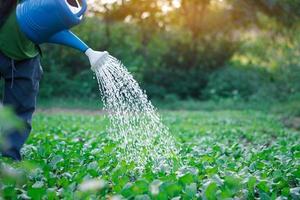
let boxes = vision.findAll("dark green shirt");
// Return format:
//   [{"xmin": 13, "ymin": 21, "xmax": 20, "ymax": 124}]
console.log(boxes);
[{"xmin": 0, "ymin": 8, "xmax": 39, "ymax": 60}]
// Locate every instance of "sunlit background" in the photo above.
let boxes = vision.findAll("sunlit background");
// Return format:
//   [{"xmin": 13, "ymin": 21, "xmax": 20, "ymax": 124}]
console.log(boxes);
[
  {"xmin": 34, "ymin": 0, "xmax": 300, "ymax": 105},
  {"xmin": 1, "ymin": 0, "xmax": 299, "ymax": 109}
]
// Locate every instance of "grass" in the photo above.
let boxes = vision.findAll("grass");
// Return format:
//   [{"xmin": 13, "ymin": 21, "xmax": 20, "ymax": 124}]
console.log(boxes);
[
  {"xmin": 38, "ymin": 97, "xmax": 102, "ymax": 110},
  {"xmin": 38, "ymin": 93, "xmax": 300, "ymax": 112},
  {"xmin": 0, "ymin": 110, "xmax": 299, "ymax": 199}
]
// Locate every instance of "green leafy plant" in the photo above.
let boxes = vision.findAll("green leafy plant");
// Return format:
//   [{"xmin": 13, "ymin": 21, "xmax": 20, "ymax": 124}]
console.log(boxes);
[{"xmin": 0, "ymin": 110, "xmax": 299, "ymax": 199}]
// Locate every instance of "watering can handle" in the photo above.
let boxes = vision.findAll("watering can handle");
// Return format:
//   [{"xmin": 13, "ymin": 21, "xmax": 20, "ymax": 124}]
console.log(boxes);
[{"xmin": 76, "ymin": 0, "xmax": 87, "ymax": 17}]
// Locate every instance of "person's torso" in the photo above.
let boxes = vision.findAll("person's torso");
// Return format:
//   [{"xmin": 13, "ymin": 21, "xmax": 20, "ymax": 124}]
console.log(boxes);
[{"xmin": 0, "ymin": 3, "xmax": 39, "ymax": 61}]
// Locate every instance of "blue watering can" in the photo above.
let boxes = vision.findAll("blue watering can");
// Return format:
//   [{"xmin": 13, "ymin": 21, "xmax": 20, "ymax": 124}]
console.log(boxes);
[{"xmin": 16, "ymin": 0, "xmax": 109, "ymax": 71}]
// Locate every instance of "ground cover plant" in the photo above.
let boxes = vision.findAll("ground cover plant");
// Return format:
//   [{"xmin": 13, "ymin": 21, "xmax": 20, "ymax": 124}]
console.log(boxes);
[{"xmin": 0, "ymin": 110, "xmax": 299, "ymax": 199}]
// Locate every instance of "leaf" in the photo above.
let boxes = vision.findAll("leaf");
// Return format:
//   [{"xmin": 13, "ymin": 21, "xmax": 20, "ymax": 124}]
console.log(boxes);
[
  {"xmin": 28, "ymin": 188, "xmax": 46, "ymax": 200},
  {"xmin": 46, "ymin": 188, "xmax": 58, "ymax": 200},
  {"xmin": 223, "ymin": 175, "xmax": 241, "ymax": 195},
  {"xmin": 184, "ymin": 183, "xmax": 197, "ymax": 197},
  {"xmin": 121, "ymin": 183, "xmax": 134, "ymax": 198},
  {"xmin": 162, "ymin": 182, "xmax": 182, "ymax": 197},
  {"xmin": 3, "ymin": 186, "xmax": 17, "ymax": 199},
  {"xmin": 149, "ymin": 180, "xmax": 162, "ymax": 196},
  {"xmin": 259, "ymin": 192, "xmax": 271, "ymax": 200},
  {"xmin": 290, "ymin": 187, "xmax": 300, "ymax": 199},
  {"xmin": 78, "ymin": 178, "xmax": 106, "ymax": 192},
  {"xmin": 18, "ymin": 193, "xmax": 31, "ymax": 200},
  {"xmin": 204, "ymin": 182, "xmax": 218, "ymax": 200},
  {"xmin": 32, "ymin": 181, "xmax": 44, "ymax": 188},
  {"xmin": 247, "ymin": 176, "xmax": 257, "ymax": 198},
  {"xmin": 257, "ymin": 181, "xmax": 270, "ymax": 193},
  {"xmin": 132, "ymin": 180, "xmax": 149, "ymax": 194},
  {"xmin": 49, "ymin": 155, "xmax": 63, "ymax": 169},
  {"xmin": 211, "ymin": 174, "xmax": 224, "ymax": 186},
  {"xmin": 179, "ymin": 173, "xmax": 194, "ymax": 185},
  {"xmin": 134, "ymin": 194, "xmax": 151, "ymax": 200}
]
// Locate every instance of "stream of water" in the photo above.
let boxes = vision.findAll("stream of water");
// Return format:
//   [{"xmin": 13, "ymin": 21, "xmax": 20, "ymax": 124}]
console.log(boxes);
[{"xmin": 94, "ymin": 55, "xmax": 180, "ymax": 172}]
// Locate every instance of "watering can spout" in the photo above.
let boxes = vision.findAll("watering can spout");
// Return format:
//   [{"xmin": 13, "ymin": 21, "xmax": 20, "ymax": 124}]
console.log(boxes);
[
  {"xmin": 47, "ymin": 30, "xmax": 89, "ymax": 52},
  {"xmin": 85, "ymin": 48, "xmax": 109, "ymax": 72}
]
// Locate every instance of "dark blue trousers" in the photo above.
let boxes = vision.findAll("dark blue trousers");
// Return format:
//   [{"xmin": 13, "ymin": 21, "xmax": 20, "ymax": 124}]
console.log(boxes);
[{"xmin": 0, "ymin": 52, "xmax": 42, "ymax": 160}]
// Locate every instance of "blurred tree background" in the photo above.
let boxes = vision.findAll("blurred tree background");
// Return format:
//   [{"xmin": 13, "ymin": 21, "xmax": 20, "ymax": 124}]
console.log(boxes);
[{"xmin": 33, "ymin": 0, "xmax": 300, "ymax": 102}]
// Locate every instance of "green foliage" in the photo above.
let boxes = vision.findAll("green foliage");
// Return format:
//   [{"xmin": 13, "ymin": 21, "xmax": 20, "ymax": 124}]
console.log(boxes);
[
  {"xmin": 19, "ymin": 0, "xmax": 299, "ymax": 101},
  {"xmin": 0, "ymin": 107, "xmax": 21, "ymax": 135},
  {"xmin": 0, "ymin": 107, "xmax": 17, "ymax": 131},
  {"xmin": 39, "ymin": 23, "xmax": 97, "ymax": 98},
  {"xmin": 0, "ymin": 111, "xmax": 299, "ymax": 199},
  {"xmin": 38, "ymin": 18, "xmax": 300, "ymax": 102},
  {"xmin": 141, "ymin": 28, "xmax": 237, "ymax": 99},
  {"xmin": 39, "ymin": 19, "xmax": 146, "ymax": 98},
  {"xmin": 203, "ymin": 65, "xmax": 276, "ymax": 100},
  {"xmin": 0, "ymin": 107, "xmax": 22, "ymax": 152},
  {"xmin": 234, "ymin": 0, "xmax": 300, "ymax": 26},
  {"xmin": 203, "ymin": 24, "xmax": 300, "ymax": 101},
  {"xmin": 39, "ymin": 16, "xmax": 238, "ymax": 100}
]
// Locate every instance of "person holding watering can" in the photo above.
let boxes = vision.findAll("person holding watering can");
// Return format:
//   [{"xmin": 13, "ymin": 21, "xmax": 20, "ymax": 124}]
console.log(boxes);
[
  {"xmin": 0, "ymin": 0, "xmax": 42, "ymax": 161},
  {"xmin": 0, "ymin": 0, "xmax": 80, "ymax": 161}
]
